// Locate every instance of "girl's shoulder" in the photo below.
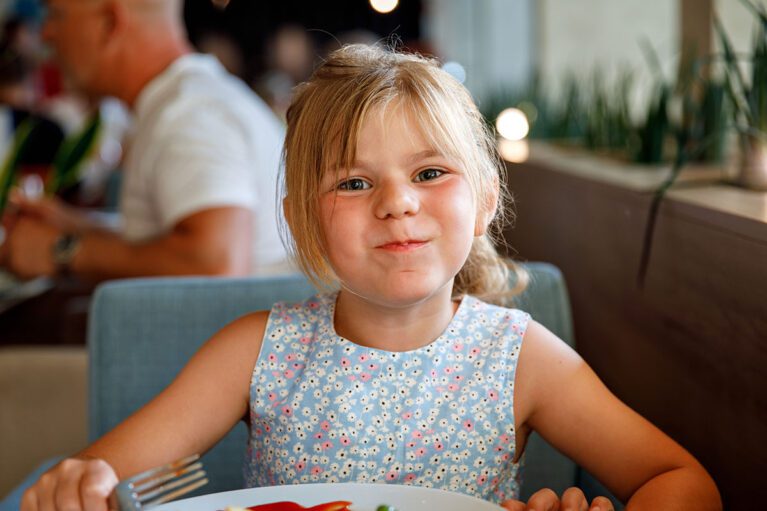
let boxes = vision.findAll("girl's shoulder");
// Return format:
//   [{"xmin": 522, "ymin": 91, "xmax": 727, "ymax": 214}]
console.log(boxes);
[
  {"xmin": 269, "ymin": 292, "xmax": 332, "ymax": 313},
  {"xmin": 265, "ymin": 292, "xmax": 334, "ymax": 327},
  {"xmin": 457, "ymin": 295, "xmax": 532, "ymax": 349},
  {"xmin": 212, "ymin": 293, "xmax": 331, "ymax": 347},
  {"xmin": 208, "ymin": 309, "xmax": 272, "ymax": 354},
  {"xmin": 462, "ymin": 295, "xmax": 580, "ymax": 366},
  {"xmin": 462, "ymin": 294, "xmax": 532, "ymax": 325}
]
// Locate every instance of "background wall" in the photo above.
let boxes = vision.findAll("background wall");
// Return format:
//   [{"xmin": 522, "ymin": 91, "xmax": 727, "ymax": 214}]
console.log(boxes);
[
  {"xmin": 424, "ymin": 0, "xmax": 760, "ymax": 120},
  {"xmin": 424, "ymin": 0, "xmax": 535, "ymax": 103},
  {"xmin": 538, "ymin": 0, "xmax": 676, "ymax": 111},
  {"xmin": 717, "ymin": 0, "xmax": 756, "ymax": 52}
]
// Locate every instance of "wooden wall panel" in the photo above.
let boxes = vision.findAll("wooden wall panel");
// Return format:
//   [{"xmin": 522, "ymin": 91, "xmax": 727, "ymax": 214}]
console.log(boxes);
[{"xmin": 504, "ymin": 160, "xmax": 767, "ymax": 510}]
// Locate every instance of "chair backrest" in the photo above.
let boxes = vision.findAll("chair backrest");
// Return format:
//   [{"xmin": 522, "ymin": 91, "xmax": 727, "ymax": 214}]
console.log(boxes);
[{"xmin": 88, "ymin": 263, "xmax": 575, "ymax": 497}]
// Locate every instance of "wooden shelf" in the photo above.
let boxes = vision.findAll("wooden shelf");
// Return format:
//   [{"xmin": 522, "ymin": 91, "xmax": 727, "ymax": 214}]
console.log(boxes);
[{"xmin": 504, "ymin": 143, "xmax": 767, "ymax": 510}]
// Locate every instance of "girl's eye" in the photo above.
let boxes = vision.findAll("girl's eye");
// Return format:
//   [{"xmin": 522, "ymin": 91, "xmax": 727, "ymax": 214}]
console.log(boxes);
[
  {"xmin": 414, "ymin": 168, "xmax": 445, "ymax": 182},
  {"xmin": 337, "ymin": 178, "xmax": 370, "ymax": 191}
]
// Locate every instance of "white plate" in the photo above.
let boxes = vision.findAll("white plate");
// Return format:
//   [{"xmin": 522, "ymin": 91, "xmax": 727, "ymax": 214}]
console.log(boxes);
[{"xmin": 152, "ymin": 483, "xmax": 505, "ymax": 511}]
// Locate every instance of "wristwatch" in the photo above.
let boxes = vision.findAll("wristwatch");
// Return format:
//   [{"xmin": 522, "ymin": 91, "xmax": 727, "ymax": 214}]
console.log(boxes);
[{"xmin": 52, "ymin": 233, "xmax": 81, "ymax": 274}]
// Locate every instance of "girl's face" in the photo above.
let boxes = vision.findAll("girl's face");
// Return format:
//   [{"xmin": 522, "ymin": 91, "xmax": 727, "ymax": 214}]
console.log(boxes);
[{"xmin": 318, "ymin": 105, "xmax": 487, "ymax": 309}]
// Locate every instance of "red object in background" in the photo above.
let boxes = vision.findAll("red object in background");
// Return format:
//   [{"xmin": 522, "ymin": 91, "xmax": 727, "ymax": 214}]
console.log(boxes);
[
  {"xmin": 38, "ymin": 59, "xmax": 63, "ymax": 98},
  {"xmin": 246, "ymin": 502, "xmax": 352, "ymax": 511}
]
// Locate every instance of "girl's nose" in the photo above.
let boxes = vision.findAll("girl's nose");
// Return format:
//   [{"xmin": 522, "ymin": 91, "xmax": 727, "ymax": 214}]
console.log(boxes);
[{"xmin": 374, "ymin": 181, "xmax": 420, "ymax": 219}]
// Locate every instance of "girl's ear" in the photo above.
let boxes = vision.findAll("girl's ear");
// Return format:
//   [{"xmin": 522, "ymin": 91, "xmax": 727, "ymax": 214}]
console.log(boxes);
[{"xmin": 474, "ymin": 180, "xmax": 499, "ymax": 237}]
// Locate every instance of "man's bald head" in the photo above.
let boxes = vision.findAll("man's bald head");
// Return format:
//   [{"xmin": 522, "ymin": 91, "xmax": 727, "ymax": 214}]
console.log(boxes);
[{"xmin": 42, "ymin": 0, "xmax": 191, "ymax": 103}]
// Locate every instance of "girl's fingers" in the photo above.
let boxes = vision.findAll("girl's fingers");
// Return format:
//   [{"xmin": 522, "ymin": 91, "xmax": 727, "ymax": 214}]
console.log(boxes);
[
  {"xmin": 589, "ymin": 496, "xmax": 615, "ymax": 511},
  {"xmin": 54, "ymin": 459, "xmax": 87, "ymax": 511},
  {"xmin": 499, "ymin": 499, "xmax": 526, "ymax": 511},
  {"xmin": 560, "ymin": 487, "xmax": 588, "ymax": 511},
  {"xmin": 525, "ymin": 488, "xmax": 560, "ymax": 511},
  {"xmin": 80, "ymin": 459, "xmax": 119, "ymax": 511},
  {"xmin": 34, "ymin": 470, "xmax": 58, "ymax": 511},
  {"xmin": 19, "ymin": 458, "xmax": 119, "ymax": 511},
  {"xmin": 20, "ymin": 486, "xmax": 39, "ymax": 511}
]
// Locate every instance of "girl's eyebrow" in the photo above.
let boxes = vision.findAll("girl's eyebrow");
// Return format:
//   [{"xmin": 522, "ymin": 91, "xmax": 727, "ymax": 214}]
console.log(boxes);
[
  {"xmin": 352, "ymin": 149, "xmax": 445, "ymax": 170},
  {"xmin": 406, "ymin": 149, "xmax": 444, "ymax": 164}
]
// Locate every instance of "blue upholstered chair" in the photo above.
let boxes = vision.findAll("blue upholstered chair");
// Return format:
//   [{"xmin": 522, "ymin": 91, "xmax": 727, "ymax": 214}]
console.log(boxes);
[{"xmin": 3, "ymin": 263, "xmax": 620, "ymax": 509}]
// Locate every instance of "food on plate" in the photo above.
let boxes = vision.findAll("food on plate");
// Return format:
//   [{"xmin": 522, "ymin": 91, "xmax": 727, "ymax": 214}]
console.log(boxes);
[
  {"xmin": 222, "ymin": 500, "xmax": 402, "ymax": 511},
  {"xmin": 225, "ymin": 501, "xmax": 352, "ymax": 511}
]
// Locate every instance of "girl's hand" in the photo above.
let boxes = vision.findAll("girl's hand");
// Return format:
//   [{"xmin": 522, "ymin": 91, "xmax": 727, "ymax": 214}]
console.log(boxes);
[
  {"xmin": 501, "ymin": 487, "xmax": 615, "ymax": 511},
  {"xmin": 20, "ymin": 457, "xmax": 119, "ymax": 511}
]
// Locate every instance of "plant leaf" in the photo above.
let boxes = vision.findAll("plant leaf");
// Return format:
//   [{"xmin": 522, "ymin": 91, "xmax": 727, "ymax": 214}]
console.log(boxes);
[
  {"xmin": 714, "ymin": 14, "xmax": 754, "ymax": 125},
  {"xmin": 0, "ymin": 117, "xmax": 38, "ymax": 215},
  {"xmin": 47, "ymin": 112, "xmax": 102, "ymax": 195},
  {"xmin": 738, "ymin": 0, "xmax": 767, "ymax": 23},
  {"xmin": 638, "ymin": 38, "xmax": 665, "ymax": 82}
]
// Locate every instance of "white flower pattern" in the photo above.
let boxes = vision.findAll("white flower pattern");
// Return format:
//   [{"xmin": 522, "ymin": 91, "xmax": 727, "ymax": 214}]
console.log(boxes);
[{"xmin": 246, "ymin": 293, "xmax": 529, "ymax": 503}]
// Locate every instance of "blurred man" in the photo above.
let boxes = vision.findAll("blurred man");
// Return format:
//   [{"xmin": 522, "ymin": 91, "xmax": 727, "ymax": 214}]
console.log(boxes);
[{"xmin": 2, "ymin": 0, "xmax": 290, "ymax": 279}]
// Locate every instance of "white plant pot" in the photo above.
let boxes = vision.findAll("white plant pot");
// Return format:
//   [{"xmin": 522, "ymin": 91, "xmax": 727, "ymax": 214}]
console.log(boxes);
[{"xmin": 736, "ymin": 134, "xmax": 767, "ymax": 191}]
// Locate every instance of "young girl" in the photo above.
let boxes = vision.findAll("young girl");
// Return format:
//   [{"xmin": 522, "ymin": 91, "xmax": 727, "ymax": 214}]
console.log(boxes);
[{"xmin": 21, "ymin": 45, "xmax": 720, "ymax": 511}]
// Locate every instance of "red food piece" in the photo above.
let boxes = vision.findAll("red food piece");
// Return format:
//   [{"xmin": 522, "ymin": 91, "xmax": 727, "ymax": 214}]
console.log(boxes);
[{"xmin": 246, "ymin": 501, "xmax": 353, "ymax": 511}]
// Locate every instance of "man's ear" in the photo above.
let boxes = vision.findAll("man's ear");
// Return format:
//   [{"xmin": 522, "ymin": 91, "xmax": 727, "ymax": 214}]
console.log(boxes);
[
  {"xmin": 474, "ymin": 180, "xmax": 499, "ymax": 237},
  {"xmin": 99, "ymin": 0, "xmax": 123, "ymax": 41}
]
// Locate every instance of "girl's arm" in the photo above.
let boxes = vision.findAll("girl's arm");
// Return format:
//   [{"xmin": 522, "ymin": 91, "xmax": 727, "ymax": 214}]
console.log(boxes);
[
  {"xmin": 513, "ymin": 320, "xmax": 721, "ymax": 510},
  {"xmin": 21, "ymin": 310, "xmax": 270, "ymax": 511}
]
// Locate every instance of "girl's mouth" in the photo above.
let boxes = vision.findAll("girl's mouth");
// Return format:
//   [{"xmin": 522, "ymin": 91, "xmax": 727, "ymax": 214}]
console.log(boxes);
[{"xmin": 376, "ymin": 240, "xmax": 428, "ymax": 251}]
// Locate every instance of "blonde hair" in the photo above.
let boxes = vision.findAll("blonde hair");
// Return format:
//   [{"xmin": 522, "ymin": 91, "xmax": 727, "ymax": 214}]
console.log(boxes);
[{"xmin": 281, "ymin": 44, "xmax": 527, "ymax": 305}]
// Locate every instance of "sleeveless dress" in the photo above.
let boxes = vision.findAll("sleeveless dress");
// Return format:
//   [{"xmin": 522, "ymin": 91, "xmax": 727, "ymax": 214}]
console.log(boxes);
[{"xmin": 245, "ymin": 292, "xmax": 530, "ymax": 503}]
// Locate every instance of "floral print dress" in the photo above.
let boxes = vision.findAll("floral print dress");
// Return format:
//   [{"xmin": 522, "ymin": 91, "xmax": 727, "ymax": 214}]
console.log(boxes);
[{"xmin": 245, "ymin": 292, "xmax": 530, "ymax": 503}]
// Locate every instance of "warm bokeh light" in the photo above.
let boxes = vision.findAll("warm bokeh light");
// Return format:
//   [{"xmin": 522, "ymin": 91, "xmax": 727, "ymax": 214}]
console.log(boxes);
[
  {"xmin": 211, "ymin": 0, "xmax": 231, "ymax": 9},
  {"xmin": 498, "ymin": 139, "xmax": 530, "ymax": 163},
  {"xmin": 370, "ymin": 0, "xmax": 399, "ymax": 14},
  {"xmin": 496, "ymin": 108, "xmax": 530, "ymax": 141},
  {"xmin": 441, "ymin": 61, "xmax": 467, "ymax": 83}
]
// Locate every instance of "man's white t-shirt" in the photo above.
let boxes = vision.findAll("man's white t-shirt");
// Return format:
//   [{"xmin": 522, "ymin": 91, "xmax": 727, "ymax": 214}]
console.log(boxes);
[{"xmin": 120, "ymin": 54, "xmax": 291, "ymax": 275}]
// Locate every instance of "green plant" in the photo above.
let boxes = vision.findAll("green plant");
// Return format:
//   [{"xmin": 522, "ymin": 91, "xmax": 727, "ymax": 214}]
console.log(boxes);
[
  {"xmin": 46, "ymin": 111, "xmax": 102, "ymax": 195},
  {"xmin": 609, "ymin": 68, "xmax": 635, "ymax": 150},
  {"xmin": 637, "ymin": 54, "xmax": 729, "ymax": 286},
  {"xmin": 0, "ymin": 117, "xmax": 37, "ymax": 216},
  {"xmin": 713, "ymin": 0, "xmax": 767, "ymax": 189},
  {"xmin": 633, "ymin": 40, "xmax": 673, "ymax": 164},
  {"xmin": 583, "ymin": 69, "xmax": 610, "ymax": 150},
  {"xmin": 545, "ymin": 74, "xmax": 576, "ymax": 139},
  {"xmin": 696, "ymin": 78, "xmax": 728, "ymax": 162},
  {"xmin": 578, "ymin": 67, "xmax": 634, "ymax": 154},
  {"xmin": 480, "ymin": 72, "xmax": 557, "ymax": 140},
  {"xmin": 715, "ymin": 0, "xmax": 767, "ymax": 137}
]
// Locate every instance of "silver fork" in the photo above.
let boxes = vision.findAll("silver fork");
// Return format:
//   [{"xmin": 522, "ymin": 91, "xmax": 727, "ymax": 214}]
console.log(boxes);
[{"xmin": 113, "ymin": 454, "xmax": 209, "ymax": 510}]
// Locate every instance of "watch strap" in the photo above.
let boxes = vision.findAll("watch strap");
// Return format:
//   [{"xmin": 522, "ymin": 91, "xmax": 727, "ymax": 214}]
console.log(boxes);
[{"xmin": 52, "ymin": 233, "xmax": 81, "ymax": 274}]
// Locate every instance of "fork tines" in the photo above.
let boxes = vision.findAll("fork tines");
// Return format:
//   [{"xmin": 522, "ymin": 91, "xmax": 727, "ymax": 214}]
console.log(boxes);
[{"xmin": 117, "ymin": 454, "xmax": 209, "ymax": 509}]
